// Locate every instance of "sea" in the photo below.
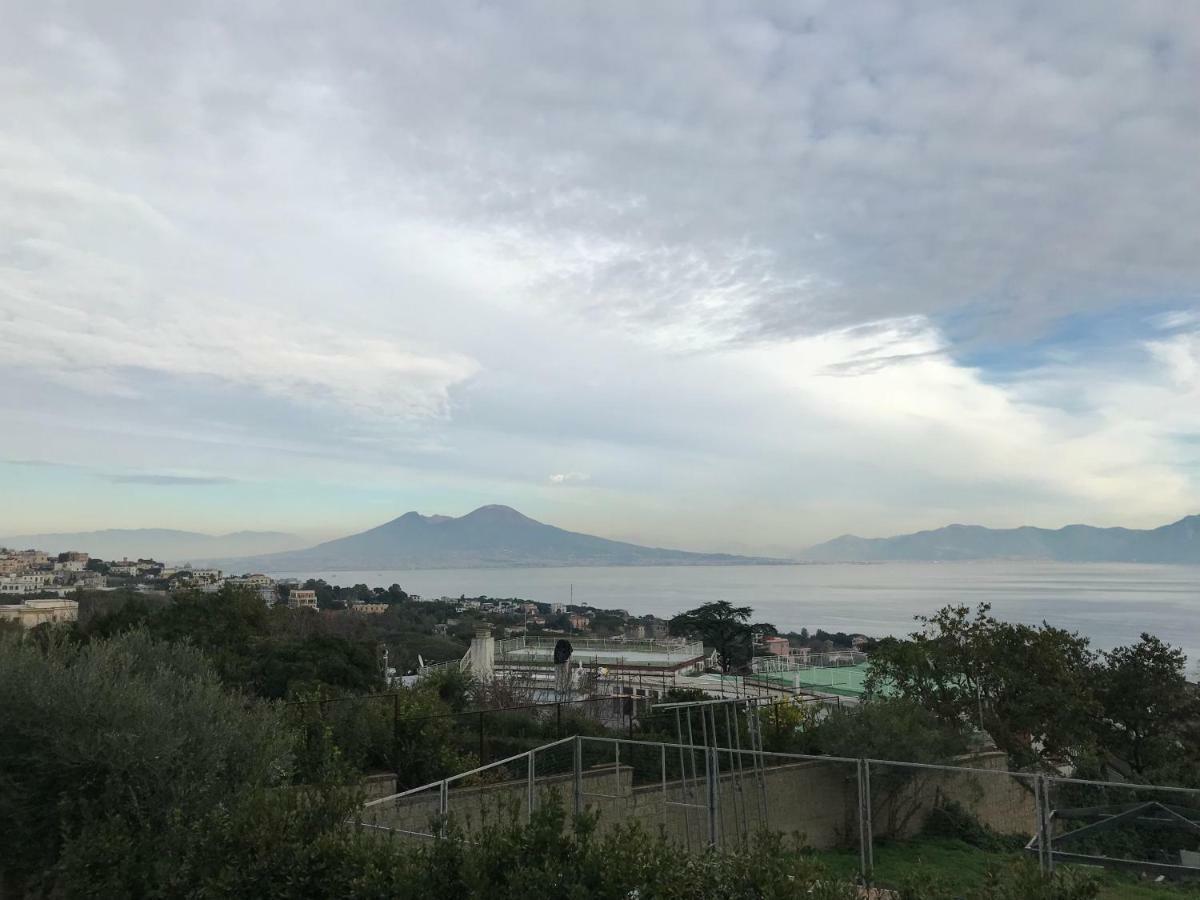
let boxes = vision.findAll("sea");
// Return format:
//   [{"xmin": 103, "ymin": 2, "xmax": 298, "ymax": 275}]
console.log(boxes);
[{"xmin": 269, "ymin": 562, "xmax": 1200, "ymax": 665}]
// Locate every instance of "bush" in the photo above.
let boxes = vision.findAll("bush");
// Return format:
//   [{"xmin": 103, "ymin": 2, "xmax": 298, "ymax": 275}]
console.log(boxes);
[
  {"xmin": 978, "ymin": 860, "xmax": 1099, "ymax": 900},
  {"xmin": 0, "ymin": 629, "xmax": 309, "ymax": 895},
  {"xmin": 922, "ymin": 800, "xmax": 1024, "ymax": 851}
]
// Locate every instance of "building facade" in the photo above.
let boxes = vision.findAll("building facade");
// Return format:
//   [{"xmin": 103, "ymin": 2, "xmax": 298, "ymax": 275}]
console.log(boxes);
[{"xmin": 0, "ymin": 598, "xmax": 79, "ymax": 628}]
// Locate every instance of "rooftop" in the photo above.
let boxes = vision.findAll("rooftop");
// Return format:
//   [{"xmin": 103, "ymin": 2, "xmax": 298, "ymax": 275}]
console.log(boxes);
[{"xmin": 496, "ymin": 635, "xmax": 704, "ymax": 670}]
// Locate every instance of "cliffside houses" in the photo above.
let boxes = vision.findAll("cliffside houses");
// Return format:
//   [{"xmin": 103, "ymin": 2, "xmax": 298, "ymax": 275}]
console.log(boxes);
[{"xmin": 0, "ymin": 549, "xmax": 104, "ymax": 597}]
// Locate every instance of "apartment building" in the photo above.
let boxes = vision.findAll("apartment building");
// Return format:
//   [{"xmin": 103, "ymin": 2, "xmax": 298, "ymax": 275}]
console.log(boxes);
[{"xmin": 288, "ymin": 589, "xmax": 318, "ymax": 610}]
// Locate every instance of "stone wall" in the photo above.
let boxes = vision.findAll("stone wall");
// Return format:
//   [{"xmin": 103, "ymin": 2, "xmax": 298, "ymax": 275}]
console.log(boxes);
[{"xmin": 362, "ymin": 749, "xmax": 1036, "ymax": 851}]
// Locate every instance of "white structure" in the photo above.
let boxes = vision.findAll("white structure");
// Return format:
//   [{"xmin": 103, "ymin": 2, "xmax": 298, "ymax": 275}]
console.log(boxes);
[
  {"xmin": 288, "ymin": 589, "xmax": 318, "ymax": 610},
  {"xmin": 350, "ymin": 602, "xmax": 389, "ymax": 614},
  {"xmin": 468, "ymin": 627, "xmax": 495, "ymax": 678},
  {"xmin": 231, "ymin": 574, "xmax": 274, "ymax": 588},
  {"xmin": 0, "ymin": 598, "xmax": 79, "ymax": 628},
  {"xmin": 0, "ymin": 573, "xmax": 51, "ymax": 595}
]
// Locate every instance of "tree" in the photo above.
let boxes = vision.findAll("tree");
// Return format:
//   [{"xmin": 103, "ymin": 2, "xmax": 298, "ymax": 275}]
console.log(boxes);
[
  {"xmin": 1093, "ymin": 634, "xmax": 1200, "ymax": 781},
  {"xmin": 867, "ymin": 604, "xmax": 1097, "ymax": 769},
  {"xmin": 814, "ymin": 697, "xmax": 970, "ymax": 838},
  {"xmin": 0, "ymin": 629, "xmax": 305, "ymax": 895},
  {"xmin": 669, "ymin": 600, "xmax": 753, "ymax": 673}
]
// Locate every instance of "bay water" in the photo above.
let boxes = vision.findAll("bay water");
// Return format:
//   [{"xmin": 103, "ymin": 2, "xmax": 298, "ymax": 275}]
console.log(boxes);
[{"xmin": 272, "ymin": 561, "xmax": 1200, "ymax": 666}]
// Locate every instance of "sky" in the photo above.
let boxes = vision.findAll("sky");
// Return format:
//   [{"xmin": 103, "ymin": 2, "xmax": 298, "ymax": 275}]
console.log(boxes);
[{"xmin": 2, "ymin": 1, "xmax": 1199, "ymax": 556}]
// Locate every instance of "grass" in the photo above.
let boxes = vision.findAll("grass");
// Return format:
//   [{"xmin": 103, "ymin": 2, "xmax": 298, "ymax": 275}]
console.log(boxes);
[{"xmin": 812, "ymin": 837, "xmax": 1200, "ymax": 899}]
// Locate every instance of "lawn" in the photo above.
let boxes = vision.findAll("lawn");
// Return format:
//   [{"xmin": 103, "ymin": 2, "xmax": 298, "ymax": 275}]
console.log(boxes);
[{"xmin": 813, "ymin": 837, "xmax": 1200, "ymax": 899}]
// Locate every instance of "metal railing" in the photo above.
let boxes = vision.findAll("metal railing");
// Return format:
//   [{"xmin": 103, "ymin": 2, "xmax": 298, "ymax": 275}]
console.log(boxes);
[
  {"xmin": 416, "ymin": 654, "xmax": 468, "ymax": 676},
  {"xmin": 499, "ymin": 634, "xmax": 705, "ymax": 659},
  {"xmin": 358, "ymin": 734, "xmax": 1200, "ymax": 888},
  {"xmin": 751, "ymin": 650, "xmax": 868, "ymax": 674},
  {"xmin": 288, "ymin": 692, "xmax": 656, "ymax": 790}
]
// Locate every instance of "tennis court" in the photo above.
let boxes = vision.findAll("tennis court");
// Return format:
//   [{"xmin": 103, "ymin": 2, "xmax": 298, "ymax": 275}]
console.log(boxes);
[{"xmin": 751, "ymin": 662, "xmax": 875, "ymax": 698}]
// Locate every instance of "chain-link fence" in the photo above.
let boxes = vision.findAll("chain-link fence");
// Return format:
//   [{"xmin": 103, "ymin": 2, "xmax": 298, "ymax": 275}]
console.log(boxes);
[
  {"xmin": 356, "ymin": 732, "xmax": 1200, "ymax": 890},
  {"xmin": 288, "ymin": 693, "xmax": 654, "ymax": 790},
  {"xmin": 1042, "ymin": 776, "xmax": 1200, "ymax": 879}
]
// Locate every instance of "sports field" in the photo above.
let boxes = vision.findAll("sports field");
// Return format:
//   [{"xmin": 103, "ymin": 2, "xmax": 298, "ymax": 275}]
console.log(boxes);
[{"xmin": 751, "ymin": 662, "xmax": 874, "ymax": 697}]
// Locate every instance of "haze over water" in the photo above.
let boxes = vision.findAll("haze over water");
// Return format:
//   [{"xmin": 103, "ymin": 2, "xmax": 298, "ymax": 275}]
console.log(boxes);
[{"xmin": 274, "ymin": 561, "xmax": 1200, "ymax": 666}]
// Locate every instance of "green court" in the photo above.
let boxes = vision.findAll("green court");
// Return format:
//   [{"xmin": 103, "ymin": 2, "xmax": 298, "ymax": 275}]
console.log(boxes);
[{"xmin": 752, "ymin": 662, "xmax": 876, "ymax": 698}]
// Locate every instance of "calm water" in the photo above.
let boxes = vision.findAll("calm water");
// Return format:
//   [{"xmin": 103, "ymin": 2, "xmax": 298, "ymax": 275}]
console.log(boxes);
[{"xmin": 272, "ymin": 562, "xmax": 1200, "ymax": 665}]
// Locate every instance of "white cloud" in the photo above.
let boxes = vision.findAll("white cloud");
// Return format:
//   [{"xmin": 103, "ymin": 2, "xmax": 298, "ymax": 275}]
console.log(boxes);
[
  {"xmin": 0, "ymin": 2, "xmax": 1198, "ymax": 544},
  {"xmin": 548, "ymin": 472, "xmax": 589, "ymax": 485}
]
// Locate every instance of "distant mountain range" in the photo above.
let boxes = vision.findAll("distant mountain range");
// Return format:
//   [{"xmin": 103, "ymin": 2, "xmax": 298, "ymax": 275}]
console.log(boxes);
[
  {"xmin": 802, "ymin": 515, "xmax": 1200, "ymax": 563},
  {"xmin": 0, "ymin": 529, "xmax": 304, "ymax": 563},
  {"xmin": 218, "ymin": 505, "xmax": 782, "ymax": 571}
]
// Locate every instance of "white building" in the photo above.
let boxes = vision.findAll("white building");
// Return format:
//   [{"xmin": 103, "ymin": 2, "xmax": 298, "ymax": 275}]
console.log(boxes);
[
  {"xmin": 71, "ymin": 571, "xmax": 106, "ymax": 590},
  {"xmin": 288, "ymin": 589, "xmax": 318, "ymax": 610},
  {"xmin": 350, "ymin": 602, "xmax": 389, "ymax": 614},
  {"xmin": 231, "ymin": 574, "xmax": 274, "ymax": 588},
  {"xmin": 0, "ymin": 598, "xmax": 79, "ymax": 628},
  {"xmin": 0, "ymin": 573, "xmax": 51, "ymax": 595}
]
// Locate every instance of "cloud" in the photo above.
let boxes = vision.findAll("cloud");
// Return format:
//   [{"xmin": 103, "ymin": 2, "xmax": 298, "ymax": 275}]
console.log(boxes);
[
  {"xmin": 0, "ymin": 3, "xmax": 1198, "ymax": 545},
  {"xmin": 548, "ymin": 472, "xmax": 590, "ymax": 485},
  {"xmin": 4, "ymin": 459, "xmax": 84, "ymax": 470},
  {"xmin": 105, "ymin": 473, "xmax": 236, "ymax": 486}
]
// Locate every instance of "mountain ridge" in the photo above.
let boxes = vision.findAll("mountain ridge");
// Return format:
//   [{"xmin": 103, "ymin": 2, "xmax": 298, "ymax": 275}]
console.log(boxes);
[
  {"xmin": 803, "ymin": 514, "xmax": 1200, "ymax": 563},
  {"xmin": 216, "ymin": 504, "xmax": 785, "ymax": 571},
  {"xmin": 0, "ymin": 528, "xmax": 305, "ymax": 563}
]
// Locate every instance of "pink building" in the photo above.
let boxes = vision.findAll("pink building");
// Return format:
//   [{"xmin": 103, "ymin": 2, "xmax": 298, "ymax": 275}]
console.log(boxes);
[{"xmin": 763, "ymin": 635, "xmax": 791, "ymax": 656}]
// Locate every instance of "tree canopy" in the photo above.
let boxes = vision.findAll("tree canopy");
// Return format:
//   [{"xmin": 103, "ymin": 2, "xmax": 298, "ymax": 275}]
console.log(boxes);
[
  {"xmin": 867, "ymin": 603, "xmax": 1199, "ymax": 781},
  {"xmin": 669, "ymin": 600, "xmax": 754, "ymax": 673}
]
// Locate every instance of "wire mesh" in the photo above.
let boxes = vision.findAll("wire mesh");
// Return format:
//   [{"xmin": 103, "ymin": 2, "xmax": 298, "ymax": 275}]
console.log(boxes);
[
  {"xmin": 354, "ymin": 729, "xmax": 1200, "ymax": 893},
  {"xmin": 359, "ymin": 781, "xmax": 443, "ymax": 842},
  {"xmin": 577, "ymin": 736, "xmax": 712, "ymax": 849},
  {"xmin": 860, "ymin": 759, "xmax": 1039, "ymax": 887},
  {"xmin": 1043, "ymin": 776, "xmax": 1200, "ymax": 881}
]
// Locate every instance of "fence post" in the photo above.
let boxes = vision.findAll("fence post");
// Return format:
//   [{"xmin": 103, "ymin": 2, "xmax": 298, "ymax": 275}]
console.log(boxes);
[
  {"xmin": 438, "ymin": 779, "xmax": 449, "ymax": 838},
  {"xmin": 1033, "ymin": 775, "xmax": 1046, "ymax": 873},
  {"xmin": 392, "ymin": 693, "xmax": 401, "ymax": 793},
  {"xmin": 862, "ymin": 760, "xmax": 874, "ymax": 876},
  {"xmin": 1041, "ymin": 774, "xmax": 1055, "ymax": 873},
  {"xmin": 856, "ymin": 759, "xmax": 869, "ymax": 883},
  {"xmin": 527, "ymin": 750, "xmax": 535, "ymax": 822},
  {"xmin": 556, "ymin": 702, "xmax": 562, "ymax": 738},
  {"xmin": 707, "ymin": 746, "xmax": 720, "ymax": 847},
  {"xmin": 573, "ymin": 734, "xmax": 583, "ymax": 819},
  {"xmin": 478, "ymin": 710, "xmax": 486, "ymax": 764}
]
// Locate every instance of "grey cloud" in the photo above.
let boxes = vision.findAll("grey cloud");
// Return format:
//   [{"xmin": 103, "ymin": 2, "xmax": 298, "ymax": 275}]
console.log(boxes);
[
  {"xmin": 1, "ymin": 3, "xmax": 1199, "ymax": 546},
  {"xmin": 105, "ymin": 473, "xmax": 236, "ymax": 486},
  {"xmin": 4, "ymin": 459, "xmax": 85, "ymax": 469},
  {"xmin": 5, "ymin": 2, "xmax": 1199, "ymax": 353}
]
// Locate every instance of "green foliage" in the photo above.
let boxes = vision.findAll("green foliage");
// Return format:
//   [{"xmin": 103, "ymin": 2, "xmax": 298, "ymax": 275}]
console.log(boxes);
[
  {"xmin": 867, "ymin": 604, "xmax": 1098, "ymax": 769},
  {"xmin": 870, "ymin": 605, "xmax": 1200, "ymax": 779},
  {"xmin": 0, "ymin": 629, "xmax": 305, "ymax": 895},
  {"xmin": 78, "ymin": 583, "xmax": 384, "ymax": 699},
  {"xmin": 1093, "ymin": 633, "xmax": 1200, "ymax": 782},
  {"xmin": 422, "ymin": 797, "xmax": 856, "ymax": 900},
  {"xmin": 815, "ymin": 696, "xmax": 969, "ymax": 763},
  {"xmin": 921, "ymin": 801, "xmax": 1023, "ymax": 852},
  {"xmin": 978, "ymin": 860, "xmax": 1099, "ymax": 900}
]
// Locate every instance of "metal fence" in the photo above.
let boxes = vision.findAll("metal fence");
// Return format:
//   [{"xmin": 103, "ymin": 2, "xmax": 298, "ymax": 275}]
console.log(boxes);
[
  {"xmin": 288, "ymin": 693, "xmax": 655, "ymax": 790},
  {"xmin": 359, "ymin": 733, "xmax": 1200, "ymax": 888}
]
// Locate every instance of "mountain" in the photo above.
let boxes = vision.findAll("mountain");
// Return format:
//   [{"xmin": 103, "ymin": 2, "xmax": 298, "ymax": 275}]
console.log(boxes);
[
  {"xmin": 222, "ymin": 505, "xmax": 783, "ymax": 571},
  {"xmin": 802, "ymin": 515, "xmax": 1200, "ymax": 563},
  {"xmin": 0, "ymin": 529, "xmax": 305, "ymax": 564}
]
